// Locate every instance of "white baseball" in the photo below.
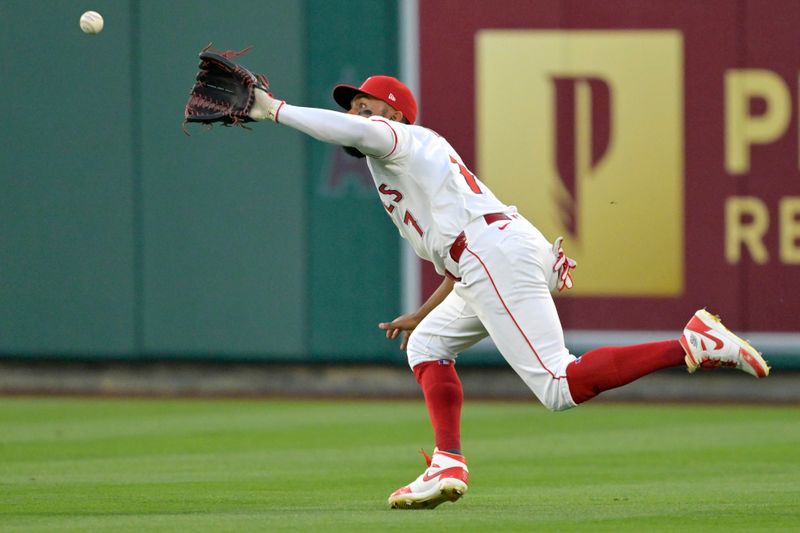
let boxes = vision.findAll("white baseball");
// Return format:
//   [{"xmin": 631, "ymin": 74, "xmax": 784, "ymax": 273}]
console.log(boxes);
[{"xmin": 80, "ymin": 11, "xmax": 104, "ymax": 34}]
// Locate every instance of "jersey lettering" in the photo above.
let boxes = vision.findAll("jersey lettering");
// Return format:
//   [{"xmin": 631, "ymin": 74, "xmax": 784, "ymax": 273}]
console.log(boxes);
[
  {"xmin": 403, "ymin": 210, "xmax": 424, "ymax": 236},
  {"xmin": 449, "ymin": 155, "xmax": 482, "ymax": 194},
  {"xmin": 378, "ymin": 184, "xmax": 403, "ymax": 203},
  {"xmin": 378, "ymin": 182, "xmax": 424, "ymax": 237}
]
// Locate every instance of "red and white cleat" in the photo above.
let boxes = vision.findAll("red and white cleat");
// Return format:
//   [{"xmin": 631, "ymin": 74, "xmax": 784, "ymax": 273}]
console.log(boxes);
[
  {"xmin": 388, "ymin": 448, "xmax": 469, "ymax": 509},
  {"xmin": 679, "ymin": 309, "xmax": 770, "ymax": 378}
]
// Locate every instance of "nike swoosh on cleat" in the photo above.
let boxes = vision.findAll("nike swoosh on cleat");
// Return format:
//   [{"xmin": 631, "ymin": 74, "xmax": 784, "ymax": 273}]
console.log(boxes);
[
  {"xmin": 422, "ymin": 466, "xmax": 467, "ymax": 482},
  {"xmin": 702, "ymin": 331, "xmax": 724, "ymax": 350}
]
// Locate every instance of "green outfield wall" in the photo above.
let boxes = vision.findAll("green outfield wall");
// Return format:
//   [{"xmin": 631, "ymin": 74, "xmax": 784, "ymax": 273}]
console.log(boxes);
[{"xmin": 1, "ymin": 0, "xmax": 400, "ymax": 362}]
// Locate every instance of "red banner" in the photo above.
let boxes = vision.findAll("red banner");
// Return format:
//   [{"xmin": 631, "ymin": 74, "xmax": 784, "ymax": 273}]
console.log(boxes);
[{"xmin": 419, "ymin": 0, "xmax": 800, "ymax": 333}]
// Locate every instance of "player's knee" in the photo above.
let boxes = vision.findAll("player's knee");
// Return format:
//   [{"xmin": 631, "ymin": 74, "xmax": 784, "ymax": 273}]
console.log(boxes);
[
  {"xmin": 405, "ymin": 332, "xmax": 456, "ymax": 370},
  {"xmin": 533, "ymin": 382, "xmax": 577, "ymax": 412},
  {"xmin": 405, "ymin": 331, "xmax": 429, "ymax": 369},
  {"xmin": 405, "ymin": 330, "xmax": 425, "ymax": 358},
  {"xmin": 541, "ymin": 398, "xmax": 574, "ymax": 412}
]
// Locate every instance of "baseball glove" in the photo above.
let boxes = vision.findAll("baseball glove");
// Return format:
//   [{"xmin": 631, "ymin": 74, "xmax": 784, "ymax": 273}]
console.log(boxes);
[{"xmin": 182, "ymin": 44, "xmax": 270, "ymax": 133}]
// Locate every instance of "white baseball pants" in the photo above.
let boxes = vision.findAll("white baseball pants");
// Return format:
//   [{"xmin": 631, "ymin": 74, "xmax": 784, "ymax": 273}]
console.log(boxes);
[{"xmin": 406, "ymin": 215, "xmax": 577, "ymax": 411}]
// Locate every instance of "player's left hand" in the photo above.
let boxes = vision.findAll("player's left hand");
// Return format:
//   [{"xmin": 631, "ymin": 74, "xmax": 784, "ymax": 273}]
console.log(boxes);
[
  {"xmin": 551, "ymin": 236, "xmax": 577, "ymax": 292},
  {"xmin": 378, "ymin": 313, "xmax": 420, "ymax": 350}
]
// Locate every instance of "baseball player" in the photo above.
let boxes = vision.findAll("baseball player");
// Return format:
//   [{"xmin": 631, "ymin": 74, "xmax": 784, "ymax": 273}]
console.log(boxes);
[{"xmin": 245, "ymin": 75, "xmax": 770, "ymax": 509}]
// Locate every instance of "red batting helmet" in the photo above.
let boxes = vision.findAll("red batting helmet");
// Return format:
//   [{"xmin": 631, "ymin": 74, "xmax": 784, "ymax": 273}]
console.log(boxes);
[{"xmin": 333, "ymin": 75, "xmax": 418, "ymax": 124}]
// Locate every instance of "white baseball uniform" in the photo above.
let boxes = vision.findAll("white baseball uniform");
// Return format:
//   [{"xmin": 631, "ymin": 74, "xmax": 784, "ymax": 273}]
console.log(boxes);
[{"xmin": 277, "ymin": 105, "xmax": 577, "ymax": 411}]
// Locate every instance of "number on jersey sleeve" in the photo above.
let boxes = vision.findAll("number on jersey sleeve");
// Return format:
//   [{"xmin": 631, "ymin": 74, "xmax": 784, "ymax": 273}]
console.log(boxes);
[{"xmin": 449, "ymin": 155, "xmax": 482, "ymax": 194}]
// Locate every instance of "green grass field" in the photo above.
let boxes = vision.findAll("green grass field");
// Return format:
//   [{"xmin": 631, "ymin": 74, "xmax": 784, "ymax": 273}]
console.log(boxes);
[{"xmin": 1, "ymin": 397, "xmax": 798, "ymax": 532}]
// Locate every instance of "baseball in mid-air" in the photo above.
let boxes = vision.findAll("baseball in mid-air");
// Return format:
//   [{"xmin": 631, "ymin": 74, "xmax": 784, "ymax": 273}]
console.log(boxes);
[{"xmin": 80, "ymin": 11, "xmax": 104, "ymax": 34}]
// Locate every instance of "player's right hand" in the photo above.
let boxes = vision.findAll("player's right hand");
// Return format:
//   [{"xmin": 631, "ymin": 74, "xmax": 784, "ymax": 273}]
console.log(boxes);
[
  {"xmin": 249, "ymin": 88, "xmax": 283, "ymax": 122},
  {"xmin": 378, "ymin": 313, "xmax": 420, "ymax": 351}
]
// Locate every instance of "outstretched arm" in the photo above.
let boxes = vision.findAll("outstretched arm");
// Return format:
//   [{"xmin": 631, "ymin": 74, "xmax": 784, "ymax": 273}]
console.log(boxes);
[{"xmin": 250, "ymin": 90, "xmax": 397, "ymax": 158}]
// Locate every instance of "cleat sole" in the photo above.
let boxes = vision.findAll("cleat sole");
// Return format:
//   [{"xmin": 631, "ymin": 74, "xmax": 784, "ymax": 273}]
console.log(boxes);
[{"xmin": 388, "ymin": 479, "xmax": 467, "ymax": 510}]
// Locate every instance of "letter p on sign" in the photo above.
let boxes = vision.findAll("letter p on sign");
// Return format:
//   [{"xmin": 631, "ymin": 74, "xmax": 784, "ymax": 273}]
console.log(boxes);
[{"xmin": 725, "ymin": 69, "xmax": 792, "ymax": 175}]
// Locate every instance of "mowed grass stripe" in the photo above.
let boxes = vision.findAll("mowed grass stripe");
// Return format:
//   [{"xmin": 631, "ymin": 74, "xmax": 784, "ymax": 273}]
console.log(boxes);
[{"xmin": 0, "ymin": 398, "xmax": 797, "ymax": 532}]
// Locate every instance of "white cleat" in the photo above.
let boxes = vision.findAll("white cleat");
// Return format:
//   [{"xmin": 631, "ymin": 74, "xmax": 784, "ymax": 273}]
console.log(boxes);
[
  {"xmin": 388, "ymin": 448, "xmax": 469, "ymax": 509},
  {"xmin": 679, "ymin": 309, "xmax": 770, "ymax": 378}
]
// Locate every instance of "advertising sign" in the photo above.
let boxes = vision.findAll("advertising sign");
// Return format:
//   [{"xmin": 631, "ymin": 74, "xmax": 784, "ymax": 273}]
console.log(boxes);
[{"xmin": 419, "ymin": 0, "xmax": 799, "ymax": 339}]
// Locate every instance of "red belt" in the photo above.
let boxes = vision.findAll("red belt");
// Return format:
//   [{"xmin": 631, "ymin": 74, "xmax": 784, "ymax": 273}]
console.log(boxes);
[{"xmin": 446, "ymin": 212, "xmax": 511, "ymax": 281}]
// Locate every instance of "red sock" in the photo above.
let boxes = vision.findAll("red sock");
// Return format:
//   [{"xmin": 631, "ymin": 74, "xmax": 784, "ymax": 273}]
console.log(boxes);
[
  {"xmin": 566, "ymin": 340, "xmax": 685, "ymax": 404},
  {"xmin": 413, "ymin": 360, "xmax": 463, "ymax": 452}
]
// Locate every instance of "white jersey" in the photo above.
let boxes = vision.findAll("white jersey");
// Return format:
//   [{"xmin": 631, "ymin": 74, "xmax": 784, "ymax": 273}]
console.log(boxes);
[
  {"xmin": 365, "ymin": 119, "xmax": 510, "ymax": 274},
  {"xmin": 276, "ymin": 104, "xmax": 510, "ymax": 274}
]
